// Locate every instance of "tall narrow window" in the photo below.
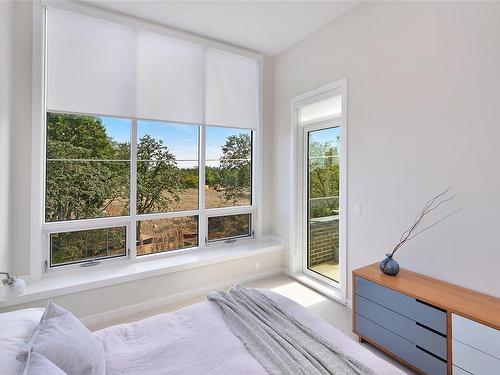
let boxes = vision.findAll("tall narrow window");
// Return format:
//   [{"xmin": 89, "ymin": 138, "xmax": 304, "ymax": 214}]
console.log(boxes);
[
  {"xmin": 307, "ymin": 127, "xmax": 340, "ymax": 282},
  {"xmin": 293, "ymin": 80, "xmax": 346, "ymax": 298}
]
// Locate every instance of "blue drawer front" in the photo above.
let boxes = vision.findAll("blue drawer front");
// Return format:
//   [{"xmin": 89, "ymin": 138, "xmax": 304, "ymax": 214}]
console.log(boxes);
[
  {"xmin": 355, "ymin": 276, "xmax": 447, "ymax": 334},
  {"xmin": 356, "ymin": 314, "xmax": 447, "ymax": 375},
  {"xmin": 356, "ymin": 294, "xmax": 447, "ymax": 360}
]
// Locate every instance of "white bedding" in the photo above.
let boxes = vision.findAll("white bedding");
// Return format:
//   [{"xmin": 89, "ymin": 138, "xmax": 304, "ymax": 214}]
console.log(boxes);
[{"xmin": 94, "ymin": 290, "xmax": 406, "ymax": 375}]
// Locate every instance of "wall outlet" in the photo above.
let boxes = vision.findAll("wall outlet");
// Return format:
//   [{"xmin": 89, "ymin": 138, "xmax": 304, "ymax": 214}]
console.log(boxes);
[{"xmin": 354, "ymin": 203, "xmax": 362, "ymax": 215}]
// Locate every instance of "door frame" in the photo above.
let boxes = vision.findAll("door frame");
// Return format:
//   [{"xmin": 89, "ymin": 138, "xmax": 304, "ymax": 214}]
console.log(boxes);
[{"xmin": 288, "ymin": 78, "xmax": 347, "ymax": 304}]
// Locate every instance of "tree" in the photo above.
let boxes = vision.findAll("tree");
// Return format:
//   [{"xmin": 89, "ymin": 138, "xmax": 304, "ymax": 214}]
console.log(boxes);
[
  {"xmin": 308, "ymin": 139, "xmax": 339, "ymax": 218},
  {"xmin": 46, "ymin": 113, "xmax": 183, "ymax": 263},
  {"xmin": 136, "ymin": 134, "xmax": 180, "ymax": 214},
  {"xmin": 217, "ymin": 133, "xmax": 252, "ymax": 205},
  {"xmin": 45, "ymin": 113, "xmax": 129, "ymax": 222},
  {"xmin": 136, "ymin": 134, "xmax": 182, "ymax": 246}
]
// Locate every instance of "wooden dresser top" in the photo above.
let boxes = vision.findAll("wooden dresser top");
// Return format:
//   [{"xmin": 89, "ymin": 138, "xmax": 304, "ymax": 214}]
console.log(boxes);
[{"xmin": 353, "ymin": 263, "xmax": 500, "ymax": 330}]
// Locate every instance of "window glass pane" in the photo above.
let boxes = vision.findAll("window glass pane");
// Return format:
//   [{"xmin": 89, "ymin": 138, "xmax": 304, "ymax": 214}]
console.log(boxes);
[
  {"xmin": 50, "ymin": 226, "xmax": 126, "ymax": 266},
  {"xmin": 136, "ymin": 216, "xmax": 198, "ymax": 256},
  {"xmin": 137, "ymin": 121, "xmax": 199, "ymax": 214},
  {"xmin": 205, "ymin": 127, "xmax": 252, "ymax": 208},
  {"xmin": 45, "ymin": 112, "xmax": 130, "ymax": 222},
  {"xmin": 307, "ymin": 127, "xmax": 340, "ymax": 282},
  {"xmin": 208, "ymin": 214, "xmax": 251, "ymax": 242}
]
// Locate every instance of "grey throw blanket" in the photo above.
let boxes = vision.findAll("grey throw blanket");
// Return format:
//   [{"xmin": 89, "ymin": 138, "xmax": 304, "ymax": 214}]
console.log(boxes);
[{"xmin": 208, "ymin": 285, "xmax": 376, "ymax": 375}]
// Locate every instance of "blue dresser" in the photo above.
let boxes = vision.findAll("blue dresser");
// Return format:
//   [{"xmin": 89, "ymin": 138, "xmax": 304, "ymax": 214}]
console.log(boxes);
[
  {"xmin": 354, "ymin": 276, "xmax": 448, "ymax": 374},
  {"xmin": 353, "ymin": 264, "xmax": 500, "ymax": 375}
]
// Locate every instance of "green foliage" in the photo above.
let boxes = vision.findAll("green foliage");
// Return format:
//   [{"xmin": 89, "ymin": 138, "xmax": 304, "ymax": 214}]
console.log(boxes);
[
  {"xmin": 309, "ymin": 140, "xmax": 340, "ymax": 218},
  {"xmin": 51, "ymin": 227, "xmax": 126, "ymax": 265},
  {"xmin": 215, "ymin": 133, "xmax": 252, "ymax": 204},
  {"xmin": 136, "ymin": 135, "xmax": 180, "ymax": 214},
  {"xmin": 45, "ymin": 113, "xmax": 129, "ymax": 222}
]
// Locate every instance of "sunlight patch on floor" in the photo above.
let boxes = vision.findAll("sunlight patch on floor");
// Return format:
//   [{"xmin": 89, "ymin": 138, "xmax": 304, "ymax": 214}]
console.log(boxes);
[{"xmin": 270, "ymin": 282, "xmax": 327, "ymax": 307}]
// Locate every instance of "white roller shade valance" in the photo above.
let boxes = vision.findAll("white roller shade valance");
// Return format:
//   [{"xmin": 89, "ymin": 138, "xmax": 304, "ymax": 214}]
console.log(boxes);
[
  {"xmin": 205, "ymin": 48, "xmax": 259, "ymax": 129},
  {"xmin": 298, "ymin": 94, "xmax": 342, "ymax": 125},
  {"xmin": 47, "ymin": 7, "xmax": 259, "ymax": 129},
  {"xmin": 47, "ymin": 7, "xmax": 137, "ymax": 118}
]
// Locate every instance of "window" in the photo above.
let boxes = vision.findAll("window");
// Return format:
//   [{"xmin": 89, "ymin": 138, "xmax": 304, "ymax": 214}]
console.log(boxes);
[
  {"xmin": 208, "ymin": 214, "xmax": 251, "ymax": 242},
  {"xmin": 43, "ymin": 112, "xmax": 255, "ymax": 266},
  {"xmin": 45, "ymin": 113, "xmax": 131, "ymax": 222},
  {"xmin": 42, "ymin": 5, "xmax": 260, "ymax": 270},
  {"xmin": 50, "ymin": 227, "xmax": 126, "ymax": 267},
  {"xmin": 290, "ymin": 79, "xmax": 347, "ymax": 301},
  {"xmin": 205, "ymin": 127, "xmax": 252, "ymax": 209},
  {"xmin": 307, "ymin": 127, "xmax": 340, "ymax": 282}
]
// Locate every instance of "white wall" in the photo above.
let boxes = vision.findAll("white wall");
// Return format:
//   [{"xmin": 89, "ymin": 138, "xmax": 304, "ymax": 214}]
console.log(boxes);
[
  {"xmin": 0, "ymin": 1, "xmax": 14, "ymax": 273},
  {"xmin": 0, "ymin": 251, "xmax": 283, "ymax": 320},
  {"xmin": 273, "ymin": 1, "xmax": 500, "ymax": 299}
]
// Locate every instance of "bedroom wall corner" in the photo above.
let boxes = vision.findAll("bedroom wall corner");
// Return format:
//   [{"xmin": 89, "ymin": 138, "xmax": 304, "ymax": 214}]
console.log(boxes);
[
  {"xmin": 261, "ymin": 55, "xmax": 275, "ymax": 237},
  {"xmin": 273, "ymin": 1, "xmax": 500, "ymax": 300},
  {"xmin": 0, "ymin": 1, "xmax": 14, "ymax": 272},
  {"xmin": 0, "ymin": 250, "xmax": 284, "ymax": 323},
  {"xmin": 5, "ymin": 0, "xmax": 34, "ymax": 277}
]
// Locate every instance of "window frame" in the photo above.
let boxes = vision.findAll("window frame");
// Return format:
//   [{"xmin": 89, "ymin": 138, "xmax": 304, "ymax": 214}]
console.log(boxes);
[
  {"xmin": 32, "ymin": 1, "xmax": 263, "ymax": 277},
  {"xmin": 41, "ymin": 113, "xmax": 257, "ymax": 271},
  {"xmin": 288, "ymin": 79, "xmax": 347, "ymax": 304}
]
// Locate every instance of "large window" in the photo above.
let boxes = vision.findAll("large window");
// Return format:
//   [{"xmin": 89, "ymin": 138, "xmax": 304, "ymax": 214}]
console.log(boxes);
[
  {"xmin": 44, "ymin": 113, "xmax": 255, "ymax": 267},
  {"xmin": 42, "ymin": 5, "xmax": 260, "ymax": 270}
]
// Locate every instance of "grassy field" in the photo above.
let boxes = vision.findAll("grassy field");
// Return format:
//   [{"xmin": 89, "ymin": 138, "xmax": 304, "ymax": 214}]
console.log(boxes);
[{"xmin": 135, "ymin": 187, "xmax": 251, "ymax": 255}]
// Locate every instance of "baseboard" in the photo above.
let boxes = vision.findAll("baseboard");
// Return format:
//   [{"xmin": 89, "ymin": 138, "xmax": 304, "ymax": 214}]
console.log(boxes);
[
  {"xmin": 346, "ymin": 299, "xmax": 352, "ymax": 309},
  {"xmin": 81, "ymin": 268, "xmax": 285, "ymax": 327}
]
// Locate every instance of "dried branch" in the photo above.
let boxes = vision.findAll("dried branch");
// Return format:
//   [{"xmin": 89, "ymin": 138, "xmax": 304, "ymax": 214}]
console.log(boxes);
[{"xmin": 390, "ymin": 188, "xmax": 462, "ymax": 257}]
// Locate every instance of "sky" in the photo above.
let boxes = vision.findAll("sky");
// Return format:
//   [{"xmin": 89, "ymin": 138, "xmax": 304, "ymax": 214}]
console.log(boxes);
[
  {"xmin": 309, "ymin": 126, "xmax": 340, "ymax": 147},
  {"xmin": 101, "ymin": 116, "xmax": 251, "ymax": 167}
]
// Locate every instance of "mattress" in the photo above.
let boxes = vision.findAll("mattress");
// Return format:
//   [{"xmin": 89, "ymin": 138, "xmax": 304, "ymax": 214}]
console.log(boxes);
[{"xmin": 94, "ymin": 290, "xmax": 406, "ymax": 375}]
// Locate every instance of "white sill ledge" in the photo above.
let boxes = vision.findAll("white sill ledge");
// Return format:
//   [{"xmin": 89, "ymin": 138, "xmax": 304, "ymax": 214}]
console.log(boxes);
[
  {"xmin": 0, "ymin": 236, "xmax": 284, "ymax": 308},
  {"xmin": 287, "ymin": 272, "xmax": 346, "ymax": 305}
]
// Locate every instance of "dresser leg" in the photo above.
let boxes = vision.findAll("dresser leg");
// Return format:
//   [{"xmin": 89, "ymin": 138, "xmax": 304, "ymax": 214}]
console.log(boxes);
[{"xmin": 358, "ymin": 336, "xmax": 364, "ymax": 343}]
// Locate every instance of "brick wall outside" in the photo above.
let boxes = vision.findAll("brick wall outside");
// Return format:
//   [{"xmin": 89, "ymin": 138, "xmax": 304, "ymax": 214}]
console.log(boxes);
[{"xmin": 309, "ymin": 217, "xmax": 339, "ymax": 266}]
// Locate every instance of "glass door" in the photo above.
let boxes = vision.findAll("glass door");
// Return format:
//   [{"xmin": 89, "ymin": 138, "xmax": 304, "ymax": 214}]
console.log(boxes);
[{"xmin": 305, "ymin": 126, "xmax": 340, "ymax": 283}]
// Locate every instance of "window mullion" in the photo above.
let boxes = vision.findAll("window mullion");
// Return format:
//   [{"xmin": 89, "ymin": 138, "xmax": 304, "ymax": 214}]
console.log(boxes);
[
  {"xmin": 129, "ymin": 119, "xmax": 138, "ymax": 260},
  {"xmin": 199, "ymin": 125, "xmax": 207, "ymax": 248}
]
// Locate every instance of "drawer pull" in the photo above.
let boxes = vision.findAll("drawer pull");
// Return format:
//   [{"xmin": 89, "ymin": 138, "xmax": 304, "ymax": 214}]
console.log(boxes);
[
  {"xmin": 415, "ymin": 298, "xmax": 446, "ymax": 313},
  {"xmin": 416, "ymin": 321, "xmax": 447, "ymax": 338},
  {"xmin": 416, "ymin": 345, "xmax": 447, "ymax": 363}
]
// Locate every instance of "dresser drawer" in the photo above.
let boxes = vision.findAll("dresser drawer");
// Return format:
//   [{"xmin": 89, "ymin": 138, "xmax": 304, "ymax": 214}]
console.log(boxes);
[
  {"xmin": 355, "ymin": 276, "xmax": 447, "ymax": 334},
  {"xmin": 356, "ymin": 294, "xmax": 447, "ymax": 359},
  {"xmin": 452, "ymin": 339, "xmax": 500, "ymax": 375},
  {"xmin": 452, "ymin": 314, "xmax": 500, "ymax": 359},
  {"xmin": 356, "ymin": 314, "xmax": 447, "ymax": 375}
]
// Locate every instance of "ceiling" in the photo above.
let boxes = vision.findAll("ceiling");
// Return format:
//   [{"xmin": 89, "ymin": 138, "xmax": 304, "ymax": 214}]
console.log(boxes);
[{"xmin": 81, "ymin": 1, "xmax": 360, "ymax": 56}]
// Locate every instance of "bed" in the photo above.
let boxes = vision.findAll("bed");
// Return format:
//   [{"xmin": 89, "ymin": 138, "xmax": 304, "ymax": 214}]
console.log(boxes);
[
  {"xmin": 2, "ymin": 288, "xmax": 406, "ymax": 374},
  {"xmin": 94, "ymin": 289, "xmax": 405, "ymax": 375}
]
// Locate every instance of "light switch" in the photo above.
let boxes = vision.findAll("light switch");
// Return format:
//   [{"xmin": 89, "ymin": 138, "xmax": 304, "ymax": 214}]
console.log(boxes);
[{"xmin": 354, "ymin": 203, "xmax": 362, "ymax": 215}]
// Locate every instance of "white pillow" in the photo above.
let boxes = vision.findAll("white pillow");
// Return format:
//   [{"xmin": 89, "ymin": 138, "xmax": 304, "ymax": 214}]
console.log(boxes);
[
  {"xmin": 22, "ymin": 349, "xmax": 66, "ymax": 375},
  {"xmin": 0, "ymin": 308, "xmax": 45, "ymax": 375},
  {"xmin": 21, "ymin": 301, "xmax": 105, "ymax": 375}
]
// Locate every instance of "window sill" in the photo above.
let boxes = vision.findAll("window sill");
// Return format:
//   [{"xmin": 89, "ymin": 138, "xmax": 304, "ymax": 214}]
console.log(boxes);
[
  {"xmin": 0, "ymin": 236, "xmax": 284, "ymax": 308},
  {"xmin": 287, "ymin": 272, "xmax": 345, "ymax": 305}
]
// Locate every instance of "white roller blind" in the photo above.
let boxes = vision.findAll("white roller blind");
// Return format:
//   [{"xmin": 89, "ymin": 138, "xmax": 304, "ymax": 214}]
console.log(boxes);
[
  {"xmin": 205, "ymin": 48, "xmax": 259, "ymax": 129},
  {"xmin": 47, "ymin": 7, "xmax": 137, "ymax": 117},
  {"xmin": 299, "ymin": 94, "xmax": 342, "ymax": 124},
  {"xmin": 47, "ymin": 8, "xmax": 259, "ymax": 129},
  {"xmin": 135, "ymin": 31, "xmax": 204, "ymax": 124}
]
